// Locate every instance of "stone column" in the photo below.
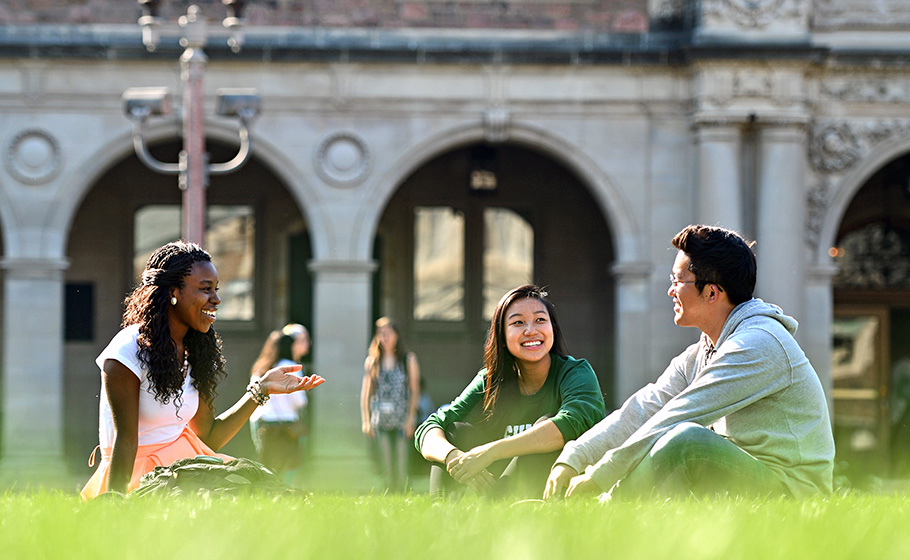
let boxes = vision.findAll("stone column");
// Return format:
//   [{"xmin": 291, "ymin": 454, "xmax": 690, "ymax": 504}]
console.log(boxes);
[
  {"xmin": 612, "ymin": 261, "xmax": 652, "ymax": 401},
  {"xmin": 805, "ymin": 263, "xmax": 838, "ymax": 418},
  {"xmin": 305, "ymin": 258, "xmax": 377, "ymax": 491},
  {"xmin": 694, "ymin": 120, "xmax": 743, "ymax": 233},
  {"xmin": 755, "ymin": 121, "xmax": 808, "ymax": 326},
  {"xmin": 0, "ymin": 257, "xmax": 70, "ymax": 487}
]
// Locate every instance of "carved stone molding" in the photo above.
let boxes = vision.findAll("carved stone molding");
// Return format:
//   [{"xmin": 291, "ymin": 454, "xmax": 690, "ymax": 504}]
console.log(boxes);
[
  {"xmin": 4, "ymin": 128, "xmax": 61, "ymax": 185},
  {"xmin": 330, "ymin": 65, "xmax": 353, "ymax": 111},
  {"xmin": 314, "ymin": 131, "xmax": 372, "ymax": 188},
  {"xmin": 692, "ymin": 113, "xmax": 806, "ymax": 132},
  {"xmin": 308, "ymin": 259, "xmax": 378, "ymax": 275},
  {"xmin": 652, "ymin": 0, "xmax": 687, "ymax": 22},
  {"xmin": 809, "ymin": 119, "xmax": 910, "ymax": 175},
  {"xmin": 691, "ymin": 112, "xmax": 749, "ymax": 129},
  {"xmin": 832, "ymin": 224, "xmax": 910, "ymax": 290},
  {"xmin": 820, "ymin": 78, "xmax": 910, "ymax": 104},
  {"xmin": 483, "ymin": 107, "xmax": 510, "ymax": 143},
  {"xmin": 809, "ymin": 123, "xmax": 860, "ymax": 175},
  {"xmin": 806, "ymin": 178, "xmax": 833, "ymax": 248},
  {"xmin": 697, "ymin": 68, "xmax": 805, "ymax": 111},
  {"xmin": 807, "ymin": 119, "xmax": 910, "ymax": 248},
  {"xmin": 702, "ymin": 0, "xmax": 805, "ymax": 29},
  {"xmin": 0, "ymin": 257, "xmax": 70, "ymax": 279},
  {"xmin": 813, "ymin": 0, "xmax": 910, "ymax": 30},
  {"xmin": 17, "ymin": 62, "xmax": 47, "ymax": 106},
  {"xmin": 758, "ymin": 116, "xmax": 810, "ymax": 129},
  {"xmin": 734, "ymin": 71, "xmax": 773, "ymax": 98}
]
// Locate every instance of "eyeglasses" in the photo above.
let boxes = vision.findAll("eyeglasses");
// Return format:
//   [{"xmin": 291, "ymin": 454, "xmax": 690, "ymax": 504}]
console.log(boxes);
[
  {"xmin": 669, "ymin": 274, "xmax": 698, "ymax": 288},
  {"xmin": 669, "ymin": 274, "xmax": 724, "ymax": 292}
]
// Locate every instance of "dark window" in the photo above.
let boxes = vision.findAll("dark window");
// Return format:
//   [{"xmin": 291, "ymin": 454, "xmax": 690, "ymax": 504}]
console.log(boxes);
[{"xmin": 65, "ymin": 283, "xmax": 94, "ymax": 341}]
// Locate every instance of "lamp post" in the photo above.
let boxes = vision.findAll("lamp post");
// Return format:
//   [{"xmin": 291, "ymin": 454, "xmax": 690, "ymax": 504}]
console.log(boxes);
[{"xmin": 123, "ymin": 0, "xmax": 260, "ymax": 246}]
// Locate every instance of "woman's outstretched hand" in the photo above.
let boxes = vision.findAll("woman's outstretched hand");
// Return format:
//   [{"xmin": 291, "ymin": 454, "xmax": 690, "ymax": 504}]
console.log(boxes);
[{"xmin": 260, "ymin": 364, "xmax": 326, "ymax": 394}]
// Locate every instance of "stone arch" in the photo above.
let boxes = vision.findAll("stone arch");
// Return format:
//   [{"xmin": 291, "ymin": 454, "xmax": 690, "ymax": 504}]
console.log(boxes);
[
  {"xmin": 816, "ymin": 136, "xmax": 910, "ymax": 264},
  {"xmin": 53, "ymin": 121, "xmax": 324, "ymax": 257},
  {"xmin": 355, "ymin": 120, "xmax": 642, "ymax": 266},
  {"xmin": 814, "ymin": 135, "xmax": 910, "ymax": 479},
  {"xmin": 362, "ymin": 119, "xmax": 629, "ymax": 405}
]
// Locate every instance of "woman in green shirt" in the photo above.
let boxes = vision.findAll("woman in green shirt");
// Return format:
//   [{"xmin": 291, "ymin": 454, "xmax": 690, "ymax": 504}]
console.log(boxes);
[{"xmin": 416, "ymin": 285, "xmax": 606, "ymax": 498}]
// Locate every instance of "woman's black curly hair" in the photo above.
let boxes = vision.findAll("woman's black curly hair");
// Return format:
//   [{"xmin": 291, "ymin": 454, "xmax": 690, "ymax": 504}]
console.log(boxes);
[{"xmin": 122, "ymin": 240, "xmax": 227, "ymax": 407}]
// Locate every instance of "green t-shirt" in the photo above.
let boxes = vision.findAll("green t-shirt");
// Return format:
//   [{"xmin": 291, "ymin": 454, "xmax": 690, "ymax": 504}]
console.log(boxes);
[{"xmin": 415, "ymin": 354, "xmax": 606, "ymax": 451}]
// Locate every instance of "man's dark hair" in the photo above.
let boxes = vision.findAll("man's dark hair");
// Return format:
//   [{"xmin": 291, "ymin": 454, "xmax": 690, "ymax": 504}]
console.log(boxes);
[{"xmin": 671, "ymin": 225, "xmax": 756, "ymax": 305}]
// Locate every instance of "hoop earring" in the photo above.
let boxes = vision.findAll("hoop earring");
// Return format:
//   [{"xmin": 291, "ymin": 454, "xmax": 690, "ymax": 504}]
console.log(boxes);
[{"xmin": 171, "ymin": 296, "xmax": 177, "ymax": 306}]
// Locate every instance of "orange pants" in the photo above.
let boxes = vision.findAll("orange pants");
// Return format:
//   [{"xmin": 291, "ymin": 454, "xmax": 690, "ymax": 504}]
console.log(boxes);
[{"xmin": 81, "ymin": 427, "xmax": 233, "ymax": 500}]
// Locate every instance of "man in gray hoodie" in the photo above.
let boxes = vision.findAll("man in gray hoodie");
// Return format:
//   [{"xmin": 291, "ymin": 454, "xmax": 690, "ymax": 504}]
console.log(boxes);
[{"xmin": 544, "ymin": 225, "xmax": 835, "ymax": 500}]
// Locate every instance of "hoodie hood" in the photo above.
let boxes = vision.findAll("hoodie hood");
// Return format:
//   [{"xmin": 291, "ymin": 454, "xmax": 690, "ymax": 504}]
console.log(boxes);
[{"xmin": 710, "ymin": 298, "xmax": 798, "ymax": 348}]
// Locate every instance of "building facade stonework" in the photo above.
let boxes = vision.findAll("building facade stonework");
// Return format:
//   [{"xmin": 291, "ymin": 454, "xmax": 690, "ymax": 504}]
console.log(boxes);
[{"xmin": 1, "ymin": 0, "xmax": 909, "ymax": 488}]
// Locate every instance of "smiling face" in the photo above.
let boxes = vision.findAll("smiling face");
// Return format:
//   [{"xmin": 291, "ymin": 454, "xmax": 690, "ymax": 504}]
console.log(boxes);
[
  {"xmin": 168, "ymin": 260, "xmax": 220, "ymax": 335},
  {"xmin": 668, "ymin": 250, "xmax": 707, "ymax": 329},
  {"xmin": 504, "ymin": 297, "xmax": 554, "ymax": 368}
]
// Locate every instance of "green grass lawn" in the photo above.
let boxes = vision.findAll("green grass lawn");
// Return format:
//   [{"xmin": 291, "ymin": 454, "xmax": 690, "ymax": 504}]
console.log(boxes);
[{"xmin": 3, "ymin": 491, "xmax": 910, "ymax": 559}]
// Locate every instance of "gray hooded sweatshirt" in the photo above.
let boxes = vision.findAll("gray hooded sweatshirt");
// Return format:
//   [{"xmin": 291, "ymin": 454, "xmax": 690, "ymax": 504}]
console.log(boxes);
[{"xmin": 556, "ymin": 298, "xmax": 835, "ymax": 498}]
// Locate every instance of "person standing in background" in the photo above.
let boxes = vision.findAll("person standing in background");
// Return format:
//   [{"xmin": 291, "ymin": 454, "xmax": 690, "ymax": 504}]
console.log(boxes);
[
  {"xmin": 361, "ymin": 317, "xmax": 421, "ymax": 492},
  {"xmin": 249, "ymin": 323, "xmax": 313, "ymax": 486}
]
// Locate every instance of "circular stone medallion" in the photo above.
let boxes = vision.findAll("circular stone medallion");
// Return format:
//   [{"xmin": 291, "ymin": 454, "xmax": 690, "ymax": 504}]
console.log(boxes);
[
  {"xmin": 314, "ymin": 132, "xmax": 372, "ymax": 187},
  {"xmin": 4, "ymin": 129, "xmax": 62, "ymax": 185}
]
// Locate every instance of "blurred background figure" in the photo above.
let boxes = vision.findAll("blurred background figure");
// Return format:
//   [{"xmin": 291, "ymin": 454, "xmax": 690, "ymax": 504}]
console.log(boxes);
[
  {"xmin": 249, "ymin": 323, "xmax": 313, "ymax": 486},
  {"xmin": 361, "ymin": 317, "xmax": 421, "ymax": 492}
]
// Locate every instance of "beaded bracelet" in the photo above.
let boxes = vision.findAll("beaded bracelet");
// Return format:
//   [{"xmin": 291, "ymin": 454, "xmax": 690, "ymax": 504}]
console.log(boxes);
[{"xmin": 246, "ymin": 379, "xmax": 269, "ymax": 406}]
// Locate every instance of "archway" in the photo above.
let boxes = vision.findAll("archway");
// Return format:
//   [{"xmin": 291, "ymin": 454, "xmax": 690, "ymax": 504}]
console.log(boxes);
[
  {"xmin": 62, "ymin": 138, "xmax": 313, "ymax": 474},
  {"xmin": 374, "ymin": 142, "xmax": 615, "ymax": 409},
  {"xmin": 829, "ymin": 152, "xmax": 910, "ymax": 480}
]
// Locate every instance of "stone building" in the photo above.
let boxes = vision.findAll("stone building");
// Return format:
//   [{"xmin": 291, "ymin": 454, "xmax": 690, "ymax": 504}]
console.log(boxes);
[{"xmin": 1, "ymin": 0, "xmax": 909, "ymax": 489}]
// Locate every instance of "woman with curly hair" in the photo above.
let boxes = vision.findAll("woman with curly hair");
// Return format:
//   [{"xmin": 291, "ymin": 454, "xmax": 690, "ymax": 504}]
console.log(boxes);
[{"xmin": 81, "ymin": 241, "xmax": 324, "ymax": 499}]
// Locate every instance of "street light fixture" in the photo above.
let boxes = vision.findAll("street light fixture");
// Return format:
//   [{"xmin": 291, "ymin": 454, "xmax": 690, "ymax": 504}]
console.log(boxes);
[
  {"xmin": 125, "ymin": 1, "xmax": 259, "ymax": 246},
  {"xmin": 222, "ymin": 0, "xmax": 246, "ymax": 53},
  {"xmin": 137, "ymin": 0, "xmax": 164, "ymax": 52},
  {"xmin": 122, "ymin": 86, "xmax": 173, "ymax": 119}
]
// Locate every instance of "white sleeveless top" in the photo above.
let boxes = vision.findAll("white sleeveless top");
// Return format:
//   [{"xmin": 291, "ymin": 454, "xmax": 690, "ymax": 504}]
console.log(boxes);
[{"xmin": 96, "ymin": 324, "xmax": 200, "ymax": 448}]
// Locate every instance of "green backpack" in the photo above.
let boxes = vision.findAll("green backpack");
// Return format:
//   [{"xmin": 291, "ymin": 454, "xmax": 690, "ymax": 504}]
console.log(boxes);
[{"xmin": 131, "ymin": 456, "xmax": 297, "ymax": 498}]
